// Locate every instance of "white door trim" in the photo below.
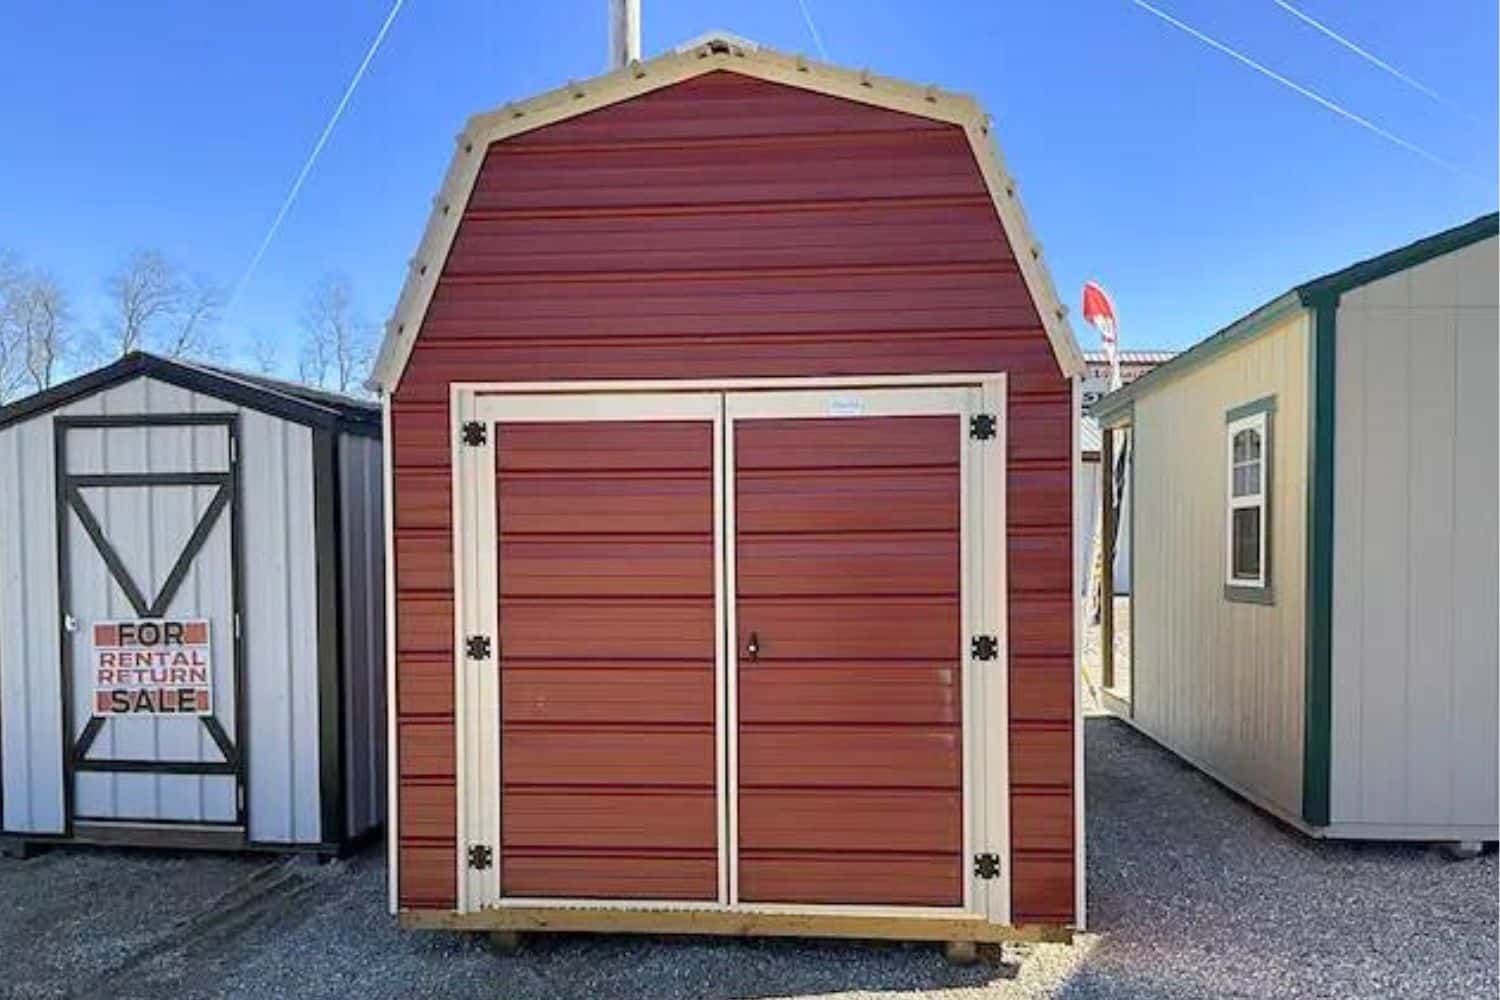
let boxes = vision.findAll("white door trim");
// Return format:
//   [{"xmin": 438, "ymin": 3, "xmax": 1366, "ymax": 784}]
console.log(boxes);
[
  {"xmin": 459, "ymin": 389, "xmax": 726, "ymax": 910},
  {"xmin": 450, "ymin": 373, "xmax": 1010, "ymax": 923}
]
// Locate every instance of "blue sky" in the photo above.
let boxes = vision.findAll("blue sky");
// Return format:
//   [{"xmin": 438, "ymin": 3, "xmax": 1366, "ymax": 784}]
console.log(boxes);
[{"xmin": 0, "ymin": 0, "xmax": 1494, "ymax": 374}]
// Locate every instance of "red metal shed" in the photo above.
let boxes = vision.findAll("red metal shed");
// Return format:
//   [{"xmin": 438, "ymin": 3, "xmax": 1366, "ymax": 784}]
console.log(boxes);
[{"xmin": 370, "ymin": 34, "xmax": 1086, "ymax": 945}]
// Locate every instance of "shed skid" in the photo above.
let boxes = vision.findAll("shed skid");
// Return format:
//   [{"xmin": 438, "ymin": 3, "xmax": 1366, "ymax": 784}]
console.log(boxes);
[{"xmin": 398, "ymin": 905, "xmax": 1074, "ymax": 944}]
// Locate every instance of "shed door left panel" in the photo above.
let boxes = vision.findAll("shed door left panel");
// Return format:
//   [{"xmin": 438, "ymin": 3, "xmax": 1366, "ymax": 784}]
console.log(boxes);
[{"xmin": 495, "ymin": 417, "xmax": 720, "ymax": 900}]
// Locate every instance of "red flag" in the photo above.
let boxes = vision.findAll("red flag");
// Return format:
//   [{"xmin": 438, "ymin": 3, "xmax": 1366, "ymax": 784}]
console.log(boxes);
[{"xmin": 1081, "ymin": 280, "xmax": 1120, "ymax": 389}]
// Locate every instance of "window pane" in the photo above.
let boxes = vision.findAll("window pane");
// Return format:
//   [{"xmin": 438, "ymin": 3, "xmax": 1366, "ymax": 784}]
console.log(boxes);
[
  {"xmin": 1233, "ymin": 430, "xmax": 1249, "ymax": 462},
  {"xmin": 1246, "ymin": 429, "xmax": 1261, "ymax": 460},
  {"xmin": 1232, "ymin": 462, "xmax": 1262, "ymax": 498},
  {"xmin": 1232, "ymin": 507, "xmax": 1261, "ymax": 580}
]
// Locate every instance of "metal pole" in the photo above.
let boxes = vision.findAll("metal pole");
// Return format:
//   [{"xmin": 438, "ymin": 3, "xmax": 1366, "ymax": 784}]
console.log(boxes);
[
  {"xmin": 1101, "ymin": 426, "xmax": 1116, "ymax": 690},
  {"xmin": 608, "ymin": 0, "xmax": 641, "ymax": 69}
]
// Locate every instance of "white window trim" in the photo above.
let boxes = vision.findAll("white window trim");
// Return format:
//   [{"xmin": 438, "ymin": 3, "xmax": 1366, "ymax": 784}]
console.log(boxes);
[{"xmin": 1225, "ymin": 411, "xmax": 1268, "ymax": 589}]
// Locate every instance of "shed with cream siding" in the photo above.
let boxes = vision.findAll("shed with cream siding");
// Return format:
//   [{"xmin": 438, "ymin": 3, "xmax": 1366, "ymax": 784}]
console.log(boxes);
[{"xmin": 1093, "ymin": 214, "xmax": 1498, "ymax": 843}]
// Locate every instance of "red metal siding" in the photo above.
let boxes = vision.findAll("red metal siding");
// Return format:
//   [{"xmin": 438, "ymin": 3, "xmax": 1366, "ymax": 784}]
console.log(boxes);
[
  {"xmin": 736, "ymin": 416, "xmax": 962, "ymax": 906},
  {"xmin": 391, "ymin": 71, "xmax": 1075, "ymax": 921},
  {"xmin": 497, "ymin": 421, "xmax": 718, "ymax": 900}
]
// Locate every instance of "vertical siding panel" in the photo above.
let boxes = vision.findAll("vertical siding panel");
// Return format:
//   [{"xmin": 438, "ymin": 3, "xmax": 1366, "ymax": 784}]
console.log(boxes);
[
  {"xmin": 1355, "ymin": 307, "xmax": 1409, "ymax": 824},
  {"xmin": 1331, "ymin": 237, "xmax": 1499, "ymax": 834},
  {"xmin": 286, "ymin": 422, "xmax": 322, "ymax": 843},
  {"xmin": 0, "ymin": 415, "xmax": 67, "ymax": 833},
  {"xmin": 238, "ymin": 410, "xmax": 322, "ymax": 845},
  {"xmin": 339, "ymin": 433, "xmax": 387, "ymax": 836},
  {"xmin": 1129, "ymin": 311, "xmax": 1309, "ymax": 819},
  {"xmin": 1329, "ymin": 317, "xmax": 1365, "ymax": 823},
  {"xmin": 244, "ymin": 414, "xmax": 292, "ymax": 841},
  {"xmin": 1451, "ymin": 306, "xmax": 1500, "ymax": 828},
  {"xmin": 1403, "ymin": 309, "xmax": 1455, "ymax": 824}
]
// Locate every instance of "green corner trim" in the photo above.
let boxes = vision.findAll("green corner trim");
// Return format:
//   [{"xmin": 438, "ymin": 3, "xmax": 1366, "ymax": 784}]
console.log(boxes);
[{"xmin": 1302, "ymin": 302, "xmax": 1336, "ymax": 827}]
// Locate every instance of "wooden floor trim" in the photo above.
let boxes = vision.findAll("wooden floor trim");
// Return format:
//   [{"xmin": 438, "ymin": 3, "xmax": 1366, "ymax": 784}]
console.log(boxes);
[{"xmin": 399, "ymin": 906, "xmax": 1073, "ymax": 943}]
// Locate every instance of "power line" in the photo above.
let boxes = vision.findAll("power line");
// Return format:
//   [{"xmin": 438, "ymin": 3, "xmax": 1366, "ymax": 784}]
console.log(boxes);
[
  {"xmin": 795, "ymin": 0, "xmax": 829, "ymax": 61},
  {"xmin": 225, "ymin": 0, "xmax": 406, "ymax": 319},
  {"xmin": 1129, "ymin": 0, "xmax": 1462, "ymax": 176},
  {"xmin": 1269, "ymin": 0, "xmax": 1474, "ymax": 121}
]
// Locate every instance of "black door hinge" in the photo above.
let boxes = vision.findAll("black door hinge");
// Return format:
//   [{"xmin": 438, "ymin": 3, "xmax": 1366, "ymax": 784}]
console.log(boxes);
[
  {"xmin": 465, "ymin": 635, "xmax": 492, "ymax": 660},
  {"xmin": 467, "ymin": 844, "xmax": 493, "ymax": 870},
  {"xmin": 974, "ymin": 853, "xmax": 1002, "ymax": 879},
  {"xmin": 970, "ymin": 634, "xmax": 999, "ymax": 660},
  {"xmin": 969, "ymin": 413, "xmax": 997, "ymax": 440},
  {"xmin": 461, "ymin": 421, "xmax": 487, "ymax": 446}
]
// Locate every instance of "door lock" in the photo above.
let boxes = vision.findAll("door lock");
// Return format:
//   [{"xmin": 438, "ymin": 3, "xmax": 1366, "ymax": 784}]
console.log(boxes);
[{"xmin": 745, "ymin": 631, "xmax": 760, "ymax": 662}]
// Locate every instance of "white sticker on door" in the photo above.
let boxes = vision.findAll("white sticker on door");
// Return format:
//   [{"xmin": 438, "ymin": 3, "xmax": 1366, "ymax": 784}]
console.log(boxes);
[{"xmin": 827, "ymin": 396, "xmax": 864, "ymax": 417}]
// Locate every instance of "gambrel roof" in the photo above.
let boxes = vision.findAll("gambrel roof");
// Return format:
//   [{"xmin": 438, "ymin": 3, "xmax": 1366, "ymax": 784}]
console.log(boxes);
[{"xmin": 369, "ymin": 33, "xmax": 1086, "ymax": 391}]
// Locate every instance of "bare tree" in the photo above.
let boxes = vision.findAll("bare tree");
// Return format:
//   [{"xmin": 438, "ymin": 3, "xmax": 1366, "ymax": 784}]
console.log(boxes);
[
  {"xmin": 157, "ymin": 273, "xmax": 224, "ymax": 359},
  {"xmin": 0, "ymin": 254, "xmax": 72, "ymax": 397},
  {"xmin": 0, "ymin": 252, "xmax": 28, "ymax": 402},
  {"xmin": 248, "ymin": 333, "xmax": 281, "ymax": 376},
  {"xmin": 20, "ymin": 274, "xmax": 71, "ymax": 391},
  {"xmin": 299, "ymin": 275, "xmax": 374, "ymax": 394},
  {"xmin": 104, "ymin": 250, "xmax": 177, "ymax": 356},
  {"xmin": 102, "ymin": 250, "xmax": 224, "ymax": 360}
]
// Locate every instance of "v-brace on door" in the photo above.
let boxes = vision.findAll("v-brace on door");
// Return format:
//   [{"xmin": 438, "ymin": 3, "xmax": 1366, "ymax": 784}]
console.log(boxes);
[
  {"xmin": 58, "ymin": 414, "xmax": 244, "ymax": 829},
  {"xmin": 457, "ymin": 379, "xmax": 1008, "ymax": 922}
]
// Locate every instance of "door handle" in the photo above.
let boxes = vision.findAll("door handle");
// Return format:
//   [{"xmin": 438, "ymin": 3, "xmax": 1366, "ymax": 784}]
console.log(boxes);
[{"xmin": 745, "ymin": 631, "xmax": 760, "ymax": 662}]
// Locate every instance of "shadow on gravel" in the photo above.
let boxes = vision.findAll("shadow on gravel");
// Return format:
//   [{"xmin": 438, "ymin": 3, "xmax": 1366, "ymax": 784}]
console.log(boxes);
[
  {"xmin": 1057, "ymin": 716, "xmax": 1499, "ymax": 1000},
  {"xmin": 0, "ymin": 840, "xmax": 1029, "ymax": 1000},
  {"xmin": 10, "ymin": 718, "xmax": 1490, "ymax": 999},
  {"xmin": 453, "ymin": 932, "xmax": 1020, "ymax": 1000}
]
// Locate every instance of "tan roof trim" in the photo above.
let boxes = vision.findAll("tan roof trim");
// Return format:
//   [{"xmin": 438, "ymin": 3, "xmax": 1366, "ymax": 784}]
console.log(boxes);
[{"xmin": 369, "ymin": 35, "xmax": 1085, "ymax": 392}]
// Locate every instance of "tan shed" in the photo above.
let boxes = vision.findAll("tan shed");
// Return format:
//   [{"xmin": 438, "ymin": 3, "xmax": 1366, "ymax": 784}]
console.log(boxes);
[{"xmin": 1094, "ymin": 213, "xmax": 1498, "ymax": 846}]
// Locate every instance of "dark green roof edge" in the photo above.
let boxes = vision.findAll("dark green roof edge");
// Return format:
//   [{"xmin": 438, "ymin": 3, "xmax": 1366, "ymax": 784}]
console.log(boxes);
[
  {"xmin": 1295, "ymin": 211, "xmax": 1498, "ymax": 305},
  {"xmin": 1092, "ymin": 291, "xmax": 1304, "ymax": 423},
  {"xmin": 1091, "ymin": 211, "xmax": 1499, "ymax": 424}
]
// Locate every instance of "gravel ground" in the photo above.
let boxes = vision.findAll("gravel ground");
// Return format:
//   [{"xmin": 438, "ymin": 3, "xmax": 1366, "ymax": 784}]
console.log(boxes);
[{"xmin": 1, "ymin": 718, "xmax": 1492, "ymax": 999}]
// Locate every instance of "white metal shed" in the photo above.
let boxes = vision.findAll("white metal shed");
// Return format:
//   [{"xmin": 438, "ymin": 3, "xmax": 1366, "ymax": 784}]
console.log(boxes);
[{"xmin": 0, "ymin": 352, "xmax": 385, "ymax": 854}]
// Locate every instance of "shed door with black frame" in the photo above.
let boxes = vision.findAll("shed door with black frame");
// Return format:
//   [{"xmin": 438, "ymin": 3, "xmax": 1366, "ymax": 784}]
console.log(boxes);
[{"xmin": 59, "ymin": 416, "xmax": 242, "ymax": 829}]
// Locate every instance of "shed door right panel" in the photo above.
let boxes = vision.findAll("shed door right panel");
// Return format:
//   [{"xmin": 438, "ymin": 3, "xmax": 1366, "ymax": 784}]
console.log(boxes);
[{"xmin": 734, "ymin": 412, "xmax": 963, "ymax": 906}]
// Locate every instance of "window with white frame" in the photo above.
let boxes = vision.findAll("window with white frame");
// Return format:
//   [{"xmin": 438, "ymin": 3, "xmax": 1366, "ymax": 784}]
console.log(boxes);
[{"xmin": 1226, "ymin": 411, "xmax": 1268, "ymax": 589}]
